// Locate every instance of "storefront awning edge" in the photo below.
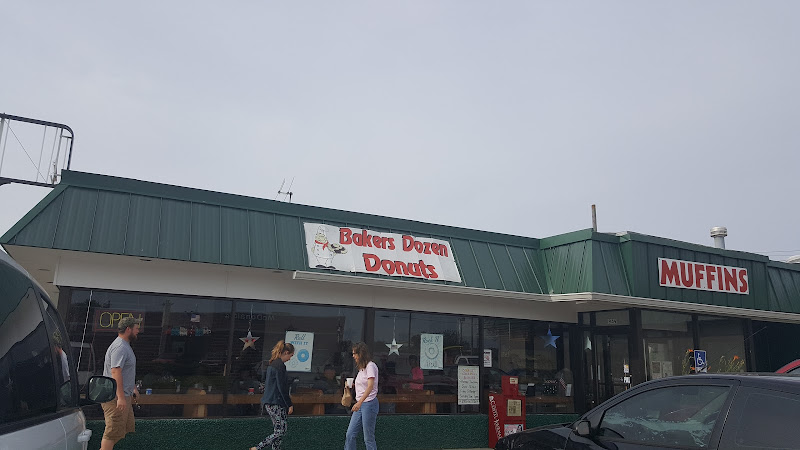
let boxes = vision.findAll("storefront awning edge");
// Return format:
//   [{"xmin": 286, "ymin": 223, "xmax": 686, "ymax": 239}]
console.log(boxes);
[
  {"xmin": 581, "ymin": 292, "xmax": 800, "ymax": 324},
  {"xmin": 292, "ymin": 271, "xmax": 553, "ymax": 302},
  {"xmin": 293, "ymin": 271, "xmax": 800, "ymax": 323}
]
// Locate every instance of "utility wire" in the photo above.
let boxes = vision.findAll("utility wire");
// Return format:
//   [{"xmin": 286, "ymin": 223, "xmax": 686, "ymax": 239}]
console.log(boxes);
[{"xmin": 7, "ymin": 123, "xmax": 48, "ymax": 182}]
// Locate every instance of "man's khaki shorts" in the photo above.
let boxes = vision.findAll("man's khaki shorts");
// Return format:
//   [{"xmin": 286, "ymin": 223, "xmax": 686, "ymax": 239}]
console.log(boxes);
[{"xmin": 101, "ymin": 395, "xmax": 135, "ymax": 442}]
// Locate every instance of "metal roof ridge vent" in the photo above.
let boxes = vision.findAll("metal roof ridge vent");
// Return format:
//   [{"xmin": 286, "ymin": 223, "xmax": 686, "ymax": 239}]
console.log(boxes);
[
  {"xmin": 787, "ymin": 255, "xmax": 800, "ymax": 264},
  {"xmin": 710, "ymin": 226, "xmax": 727, "ymax": 249}
]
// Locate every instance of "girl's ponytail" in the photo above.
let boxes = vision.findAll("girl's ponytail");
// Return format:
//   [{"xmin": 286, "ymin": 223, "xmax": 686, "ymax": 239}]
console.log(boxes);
[{"xmin": 269, "ymin": 340, "xmax": 295, "ymax": 363}]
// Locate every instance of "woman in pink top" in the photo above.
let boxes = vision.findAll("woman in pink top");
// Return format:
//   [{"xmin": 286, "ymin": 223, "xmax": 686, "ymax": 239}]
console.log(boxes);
[{"xmin": 345, "ymin": 342, "xmax": 379, "ymax": 450}]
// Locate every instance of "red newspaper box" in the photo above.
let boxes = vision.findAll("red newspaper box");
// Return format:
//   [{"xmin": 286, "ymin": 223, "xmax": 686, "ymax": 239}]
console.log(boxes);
[{"xmin": 488, "ymin": 376, "xmax": 526, "ymax": 448}]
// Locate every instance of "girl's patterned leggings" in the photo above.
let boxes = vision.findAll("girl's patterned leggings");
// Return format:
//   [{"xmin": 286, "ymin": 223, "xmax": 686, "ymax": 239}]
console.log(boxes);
[{"xmin": 255, "ymin": 404, "xmax": 288, "ymax": 450}]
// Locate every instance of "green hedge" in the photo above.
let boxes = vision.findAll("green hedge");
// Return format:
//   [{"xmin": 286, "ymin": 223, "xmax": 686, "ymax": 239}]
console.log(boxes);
[{"xmin": 87, "ymin": 414, "xmax": 577, "ymax": 449}]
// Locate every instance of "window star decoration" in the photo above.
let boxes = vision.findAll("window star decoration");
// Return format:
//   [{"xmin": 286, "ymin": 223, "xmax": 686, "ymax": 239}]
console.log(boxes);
[
  {"xmin": 386, "ymin": 338, "xmax": 403, "ymax": 356},
  {"xmin": 386, "ymin": 314, "xmax": 403, "ymax": 356},
  {"xmin": 239, "ymin": 305, "xmax": 260, "ymax": 351},
  {"xmin": 541, "ymin": 327, "xmax": 560, "ymax": 349},
  {"xmin": 240, "ymin": 330, "xmax": 260, "ymax": 351}
]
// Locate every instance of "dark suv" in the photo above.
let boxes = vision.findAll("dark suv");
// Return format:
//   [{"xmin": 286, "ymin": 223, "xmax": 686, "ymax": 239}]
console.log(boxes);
[{"xmin": 496, "ymin": 373, "xmax": 800, "ymax": 450}]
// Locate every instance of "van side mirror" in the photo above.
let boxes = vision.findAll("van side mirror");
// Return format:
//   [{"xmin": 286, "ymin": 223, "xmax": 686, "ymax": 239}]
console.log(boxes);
[
  {"xmin": 87, "ymin": 376, "xmax": 116, "ymax": 403},
  {"xmin": 574, "ymin": 420, "xmax": 592, "ymax": 437}
]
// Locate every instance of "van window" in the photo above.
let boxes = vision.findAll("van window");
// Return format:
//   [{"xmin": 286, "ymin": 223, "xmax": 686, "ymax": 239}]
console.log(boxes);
[
  {"xmin": 39, "ymin": 294, "xmax": 77, "ymax": 408},
  {"xmin": 0, "ymin": 263, "xmax": 58, "ymax": 424}
]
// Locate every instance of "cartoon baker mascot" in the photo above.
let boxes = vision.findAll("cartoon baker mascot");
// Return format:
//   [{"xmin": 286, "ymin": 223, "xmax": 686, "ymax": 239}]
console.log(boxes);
[{"xmin": 312, "ymin": 226, "xmax": 347, "ymax": 268}]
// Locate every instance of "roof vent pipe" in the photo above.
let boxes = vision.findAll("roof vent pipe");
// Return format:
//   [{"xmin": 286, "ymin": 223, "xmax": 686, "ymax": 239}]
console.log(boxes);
[
  {"xmin": 788, "ymin": 255, "xmax": 800, "ymax": 264},
  {"xmin": 710, "ymin": 226, "xmax": 727, "ymax": 249}
]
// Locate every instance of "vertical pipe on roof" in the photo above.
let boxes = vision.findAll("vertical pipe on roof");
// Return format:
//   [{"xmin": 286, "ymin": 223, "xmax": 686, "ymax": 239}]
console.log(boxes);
[{"xmin": 710, "ymin": 227, "xmax": 727, "ymax": 249}]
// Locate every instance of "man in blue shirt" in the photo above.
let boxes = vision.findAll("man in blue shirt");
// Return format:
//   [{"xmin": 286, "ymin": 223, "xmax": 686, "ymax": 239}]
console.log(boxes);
[{"xmin": 101, "ymin": 316, "xmax": 141, "ymax": 450}]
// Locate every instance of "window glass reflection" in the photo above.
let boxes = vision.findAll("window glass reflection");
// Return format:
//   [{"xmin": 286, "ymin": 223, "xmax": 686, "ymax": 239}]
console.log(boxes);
[
  {"xmin": 484, "ymin": 318, "xmax": 573, "ymax": 414},
  {"xmin": 227, "ymin": 301, "xmax": 364, "ymax": 416},
  {"xmin": 373, "ymin": 310, "xmax": 479, "ymax": 414},
  {"xmin": 0, "ymin": 264, "xmax": 58, "ymax": 424},
  {"xmin": 67, "ymin": 290, "xmax": 232, "ymax": 419},
  {"xmin": 698, "ymin": 316, "xmax": 745, "ymax": 373},
  {"xmin": 642, "ymin": 311, "xmax": 693, "ymax": 378}
]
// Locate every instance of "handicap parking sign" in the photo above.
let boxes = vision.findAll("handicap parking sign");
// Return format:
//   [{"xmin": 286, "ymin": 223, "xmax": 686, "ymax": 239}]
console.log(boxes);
[{"xmin": 694, "ymin": 350, "xmax": 707, "ymax": 373}]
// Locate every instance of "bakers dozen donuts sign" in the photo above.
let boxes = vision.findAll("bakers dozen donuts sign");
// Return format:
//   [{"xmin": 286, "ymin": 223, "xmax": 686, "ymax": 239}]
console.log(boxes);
[{"xmin": 304, "ymin": 223, "xmax": 463, "ymax": 283}]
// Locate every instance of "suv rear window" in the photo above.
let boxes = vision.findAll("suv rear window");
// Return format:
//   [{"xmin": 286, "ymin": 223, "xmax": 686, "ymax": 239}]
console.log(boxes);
[{"xmin": 727, "ymin": 390, "xmax": 800, "ymax": 449}]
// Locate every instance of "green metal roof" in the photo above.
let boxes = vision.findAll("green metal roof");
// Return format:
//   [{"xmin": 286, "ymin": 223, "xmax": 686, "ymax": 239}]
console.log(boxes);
[
  {"xmin": 2, "ymin": 171, "xmax": 799, "ymax": 313},
  {"xmin": 1, "ymin": 171, "xmax": 548, "ymax": 294}
]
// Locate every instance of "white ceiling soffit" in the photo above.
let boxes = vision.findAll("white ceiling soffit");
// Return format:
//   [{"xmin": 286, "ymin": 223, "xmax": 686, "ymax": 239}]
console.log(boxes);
[{"xmin": 294, "ymin": 271, "xmax": 800, "ymax": 324}]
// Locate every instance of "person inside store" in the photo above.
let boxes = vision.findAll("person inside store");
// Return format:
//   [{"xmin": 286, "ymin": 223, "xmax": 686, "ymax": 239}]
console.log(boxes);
[
  {"xmin": 232, "ymin": 367, "xmax": 262, "ymax": 393},
  {"xmin": 313, "ymin": 364, "xmax": 344, "ymax": 414},
  {"xmin": 232, "ymin": 366, "xmax": 262, "ymax": 415},
  {"xmin": 312, "ymin": 364, "xmax": 339, "ymax": 394},
  {"xmin": 408, "ymin": 355, "xmax": 423, "ymax": 390},
  {"xmin": 345, "ymin": 342, "xmax": 379, "ymax": 450},
  {"xmin": 250, "ymin": 340, "xmax": 294, "ymax": 450}
]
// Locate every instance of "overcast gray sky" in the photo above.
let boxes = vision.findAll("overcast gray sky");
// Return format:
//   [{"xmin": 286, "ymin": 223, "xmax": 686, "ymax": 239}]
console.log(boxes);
[{"xmin": 2, "ymin": 2, "xmax": 798, "ymax": 261}]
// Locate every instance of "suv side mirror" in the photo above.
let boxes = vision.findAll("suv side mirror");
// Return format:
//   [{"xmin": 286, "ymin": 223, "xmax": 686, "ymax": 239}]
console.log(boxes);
[
  {"xmin": 87, "ymin": 376, "xmax": 116, "ymax": 403},
  {"xmin": 574, "ymin": 420, "xmax": 592, "ymax": 437}
]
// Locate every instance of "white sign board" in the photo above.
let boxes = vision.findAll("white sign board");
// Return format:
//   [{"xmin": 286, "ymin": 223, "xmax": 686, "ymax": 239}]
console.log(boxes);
[
  {"xmin": 483, "ymin": 349, "xmax": 492, "ymax": 367},
  {"xmin": 285, "ymin": 331, "xmax": 314, "ymax": 372},
  {"xmin": 658, "ymin": 258, "xmax": 749, "ymax": 294},
  {"xmin": 304, "ymin": 223, "xmax": 462, "ymax": 283},
  {"xmin": 420, "ymin": 333, "xmax": 443, "ymax": 370},
  {"xmin": 458, "ymin": 365, "xmax": 480, "ymax": 405}
]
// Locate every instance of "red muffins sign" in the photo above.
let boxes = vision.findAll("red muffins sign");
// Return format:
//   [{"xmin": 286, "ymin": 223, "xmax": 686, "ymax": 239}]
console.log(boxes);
[
  {"xmin": 658, "ymin": 258, "xmax": 749, "ymax": 294},
  {"xmin": 304, "ymin": 223, "xmax": 462, "ymax": 283}
]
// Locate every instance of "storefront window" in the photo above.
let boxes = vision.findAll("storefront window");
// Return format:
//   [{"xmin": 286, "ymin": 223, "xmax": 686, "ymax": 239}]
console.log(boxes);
[
  {"xmin": 698, "ymin": 316, "xmax": 746, "ymax": 373},
  {"xmin": 66, "ymin": 290, "xmax": 232, "ymax": 419},
  {"xmin": 66, "ymin": 290, "xmax": 366, "ymax": 418},
  {"xmin": 484, "ymin": 319, "xmax": 573, "ymax": 414},
  {"xmin": 227, "ymin": 301, "xmax": 364, "ymax": 416},
  {"xmin": 373, "ymin": 310, "xmax": 479, "ymax": 414},
  {"xmin": 642, "ymin": 311, "xmax": 693, "ymax": 378}
]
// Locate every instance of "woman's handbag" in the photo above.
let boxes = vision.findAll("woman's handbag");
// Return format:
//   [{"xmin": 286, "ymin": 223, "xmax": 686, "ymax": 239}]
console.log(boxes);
[{"xmin": 341, "ymin": 385, "xmax": 353, "ymax": 407}]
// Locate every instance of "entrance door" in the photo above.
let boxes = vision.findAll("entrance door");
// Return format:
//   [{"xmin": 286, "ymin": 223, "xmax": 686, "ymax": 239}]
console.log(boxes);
[
  {"xmin": 583, "ymin": 330, "xmax": 631, "ymax": 409},
  {"xmin": 597, "ymin": 333, "xmax": 629, "ymax": 403}
]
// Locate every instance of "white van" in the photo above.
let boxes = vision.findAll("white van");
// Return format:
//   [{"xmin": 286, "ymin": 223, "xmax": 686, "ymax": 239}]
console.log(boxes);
[{"xmin": 0, "ymin": 250, "xmax": 115, "ymax": 449}]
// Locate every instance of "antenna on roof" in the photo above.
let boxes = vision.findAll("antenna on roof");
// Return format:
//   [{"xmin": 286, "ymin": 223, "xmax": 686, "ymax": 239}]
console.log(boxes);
[{"xmin": 276, "ymin": 177, "xmax": 294, "ymax": 202}]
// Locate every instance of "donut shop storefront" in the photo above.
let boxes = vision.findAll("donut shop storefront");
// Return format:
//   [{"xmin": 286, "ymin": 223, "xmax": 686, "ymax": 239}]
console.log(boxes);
[{"xmin": 2, "ymin": 170, "xmax": 799, "ymax": 449}]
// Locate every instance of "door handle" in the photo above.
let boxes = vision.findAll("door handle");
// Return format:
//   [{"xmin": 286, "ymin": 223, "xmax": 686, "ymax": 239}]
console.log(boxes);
[{"xmin": 78, "ymin": 429, "xmax": 92, "ymax": 442}]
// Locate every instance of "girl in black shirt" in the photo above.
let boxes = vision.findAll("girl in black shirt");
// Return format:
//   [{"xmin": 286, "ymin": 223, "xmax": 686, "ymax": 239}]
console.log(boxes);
[{"xmin": 250, "ymin": 340, "xmax": 295, "ymax": 450}]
